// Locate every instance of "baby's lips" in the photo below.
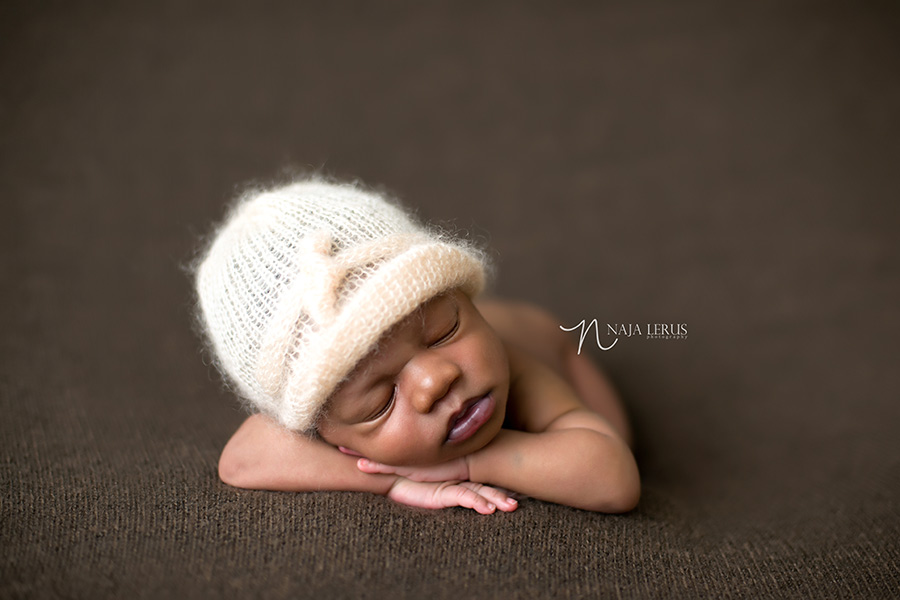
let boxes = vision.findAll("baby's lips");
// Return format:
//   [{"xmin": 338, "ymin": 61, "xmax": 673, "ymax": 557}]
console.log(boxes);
[{"xmin": 446, "ymin": 393, "xmax": 495, "ymax": 443}]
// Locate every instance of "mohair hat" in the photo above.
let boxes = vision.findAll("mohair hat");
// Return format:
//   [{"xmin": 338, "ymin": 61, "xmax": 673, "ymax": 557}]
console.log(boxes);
[{"xmin": 195, "ymin": 179, "xmax": 486, "ymax": 432}]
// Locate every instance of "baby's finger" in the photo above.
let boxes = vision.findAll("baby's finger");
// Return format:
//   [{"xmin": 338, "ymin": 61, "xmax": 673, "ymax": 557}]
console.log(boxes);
[
  {"xmin": 459, "ymin": 481, "xmax": 518, "ymax": 512},
  {"xmin": 357, "ymin": 458, "xmax": 396, "ymax": 474},
  {"xmin": 440, "ymin": 483, "xmax": 497, "ymax": 515}
]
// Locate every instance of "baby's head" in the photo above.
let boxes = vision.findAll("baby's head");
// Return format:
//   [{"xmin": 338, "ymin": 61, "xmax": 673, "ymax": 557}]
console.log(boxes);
[{"xmin": 195, "ymin": 178, "xmax": 509, "ymax": 464}]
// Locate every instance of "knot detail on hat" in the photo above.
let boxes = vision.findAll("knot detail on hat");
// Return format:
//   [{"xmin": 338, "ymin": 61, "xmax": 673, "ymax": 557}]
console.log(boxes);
[
  {"xmin": 256, "ymin": 231, "xmax": 431, "ymax": 397},
  {"xmin": 294, "ymin": 230, "xmax": 342, "ymax": 325}
]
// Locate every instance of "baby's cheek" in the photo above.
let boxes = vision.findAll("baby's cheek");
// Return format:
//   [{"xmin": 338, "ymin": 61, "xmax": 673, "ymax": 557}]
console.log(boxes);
[
  {"xmin": 373, "ymin": 436, "xmax": 428, "ymax": 466},
  {"xmin": 371, "ymin": 425, "xmax": 443, "ymax": 466}
]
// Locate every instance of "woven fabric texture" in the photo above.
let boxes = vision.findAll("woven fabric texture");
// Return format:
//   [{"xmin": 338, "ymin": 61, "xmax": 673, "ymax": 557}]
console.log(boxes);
[{"xmin": 2, "ymin": 1, "xmax": 898, "ymax": 598}]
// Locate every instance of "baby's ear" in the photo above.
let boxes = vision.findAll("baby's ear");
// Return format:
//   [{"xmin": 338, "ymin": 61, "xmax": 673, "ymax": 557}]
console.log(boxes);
[{"xmin": 337, "ymin": 445, "xmax": 364, "ymax": 457}]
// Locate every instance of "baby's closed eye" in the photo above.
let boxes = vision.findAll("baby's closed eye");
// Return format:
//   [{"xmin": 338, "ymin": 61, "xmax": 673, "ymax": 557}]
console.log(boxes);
[
  {"xmin": 425, "ymin": 296, "xmax": 461, "ymax": 347},
  {"xmin": 363, "ymin": 384, "xmax": 396, "ymax": 422},
  {"xmin": 430, "ymin": 315, "xmax": 460, "ymax": 347}
]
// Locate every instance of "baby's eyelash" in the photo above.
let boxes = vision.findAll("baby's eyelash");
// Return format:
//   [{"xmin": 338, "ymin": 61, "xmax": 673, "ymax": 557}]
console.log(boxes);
[
  {"xmin": 432, "ymin": 316, "xmax": 460, "ymax": 346},
  {"xmin": 367, "ymin": 386, "xmax": 396, "ymax": 422}
]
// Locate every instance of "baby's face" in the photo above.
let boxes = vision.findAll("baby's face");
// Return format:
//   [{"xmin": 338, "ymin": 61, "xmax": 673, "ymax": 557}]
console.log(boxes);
[{"xmin": 317, "ymin": 290, "xmax": 509, "ymax": 466}]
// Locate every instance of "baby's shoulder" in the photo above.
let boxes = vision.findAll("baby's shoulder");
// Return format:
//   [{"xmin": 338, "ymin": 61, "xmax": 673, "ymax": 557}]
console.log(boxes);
[{"xmin": 474, "ymin": 297, "xmax": 568, "ymax": 374}]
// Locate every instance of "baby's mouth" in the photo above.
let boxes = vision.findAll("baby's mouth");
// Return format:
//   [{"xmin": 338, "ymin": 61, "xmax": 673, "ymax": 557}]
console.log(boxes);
[{"xmin": 446, "ymin": 393, "xmax": 495, "ymax": 444}]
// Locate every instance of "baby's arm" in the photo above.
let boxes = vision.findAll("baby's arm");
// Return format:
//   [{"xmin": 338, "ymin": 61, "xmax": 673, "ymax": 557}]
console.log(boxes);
[
  {"xmin": 218, "ymin": 414, "xmax": 391, "ymax": 493},
  {"xmin": 218, "ymin": 414, "xmax": 515, "ymax": 514},
  {"xmin": 470, "ymin": 347, "xmax": 639, "ymax": 512}
]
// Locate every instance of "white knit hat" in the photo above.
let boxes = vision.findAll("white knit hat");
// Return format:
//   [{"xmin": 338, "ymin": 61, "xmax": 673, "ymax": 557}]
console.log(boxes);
[{"xmin": 195, "ymin": 179, "xmax": 486, "ymax": 432}]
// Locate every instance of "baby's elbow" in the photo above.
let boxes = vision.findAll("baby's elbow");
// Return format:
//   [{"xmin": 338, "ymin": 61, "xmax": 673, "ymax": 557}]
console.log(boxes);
[
  {"xmin": 218, "ymin": 446, "xmax": 250, "ymax": 489},
  {"xmin": 583, "ymin": 474, "xmax": 640, "ymax": 514},
  {"xmin": 603, "ymin": 475, "xmax": 641, "ymax": 513},
  {"xmin": 583, "ymin": 439, "xmax": 641, "ymax": 513}
]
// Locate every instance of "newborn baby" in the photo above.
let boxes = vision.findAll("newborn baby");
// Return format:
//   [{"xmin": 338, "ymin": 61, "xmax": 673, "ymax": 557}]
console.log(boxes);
[{"xmin": 195, "ymin": 178, "xmax": 639, "ymax": 514}]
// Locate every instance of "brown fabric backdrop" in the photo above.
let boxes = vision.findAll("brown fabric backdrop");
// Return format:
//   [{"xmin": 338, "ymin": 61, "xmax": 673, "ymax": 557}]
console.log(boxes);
[{"xmin": 2, "ymin": 1, "xmax": 899, "ymax": 598}]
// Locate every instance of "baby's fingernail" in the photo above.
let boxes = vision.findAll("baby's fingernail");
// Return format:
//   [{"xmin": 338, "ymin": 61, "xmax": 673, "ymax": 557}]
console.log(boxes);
[
  {"xmin": 487, "ymin": 503, "xmax": 496, "ymax": 511},
  {"xmin": 507, "ymin": 498, "xmax": 517, "ymax": 505}
]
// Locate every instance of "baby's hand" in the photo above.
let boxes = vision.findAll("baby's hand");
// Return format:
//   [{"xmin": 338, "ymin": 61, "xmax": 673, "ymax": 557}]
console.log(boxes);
[
  {"xmin": 387, "ymin": 478, "xmax": 518, "ymax": 514},
  {"xmin": 356, "ymin": 457, "xmax": 469, "ymax": 482}
]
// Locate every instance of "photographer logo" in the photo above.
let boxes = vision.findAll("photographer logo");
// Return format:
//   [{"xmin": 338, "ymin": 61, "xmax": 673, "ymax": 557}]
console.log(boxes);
[{"xmin": 560, "ymin": 320, "xmax": 689, "ymax": 354}]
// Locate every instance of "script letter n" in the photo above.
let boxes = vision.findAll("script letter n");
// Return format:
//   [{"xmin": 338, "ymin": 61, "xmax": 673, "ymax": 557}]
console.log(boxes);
[{"xmin": 560, "ymin": 319, "xmax": 617, "ymax": 354}]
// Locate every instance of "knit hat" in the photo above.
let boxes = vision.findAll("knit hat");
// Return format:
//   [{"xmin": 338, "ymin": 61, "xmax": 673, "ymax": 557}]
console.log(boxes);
[{"xmin": 195, "ymin": 179, "xmax": 486, "ymax": 432}]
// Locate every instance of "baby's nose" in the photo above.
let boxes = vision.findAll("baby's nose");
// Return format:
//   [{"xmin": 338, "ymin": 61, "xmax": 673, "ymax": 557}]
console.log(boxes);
[{"xmin": 405, "ymin": 351, "xmax": 461, "ymax": 413}]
